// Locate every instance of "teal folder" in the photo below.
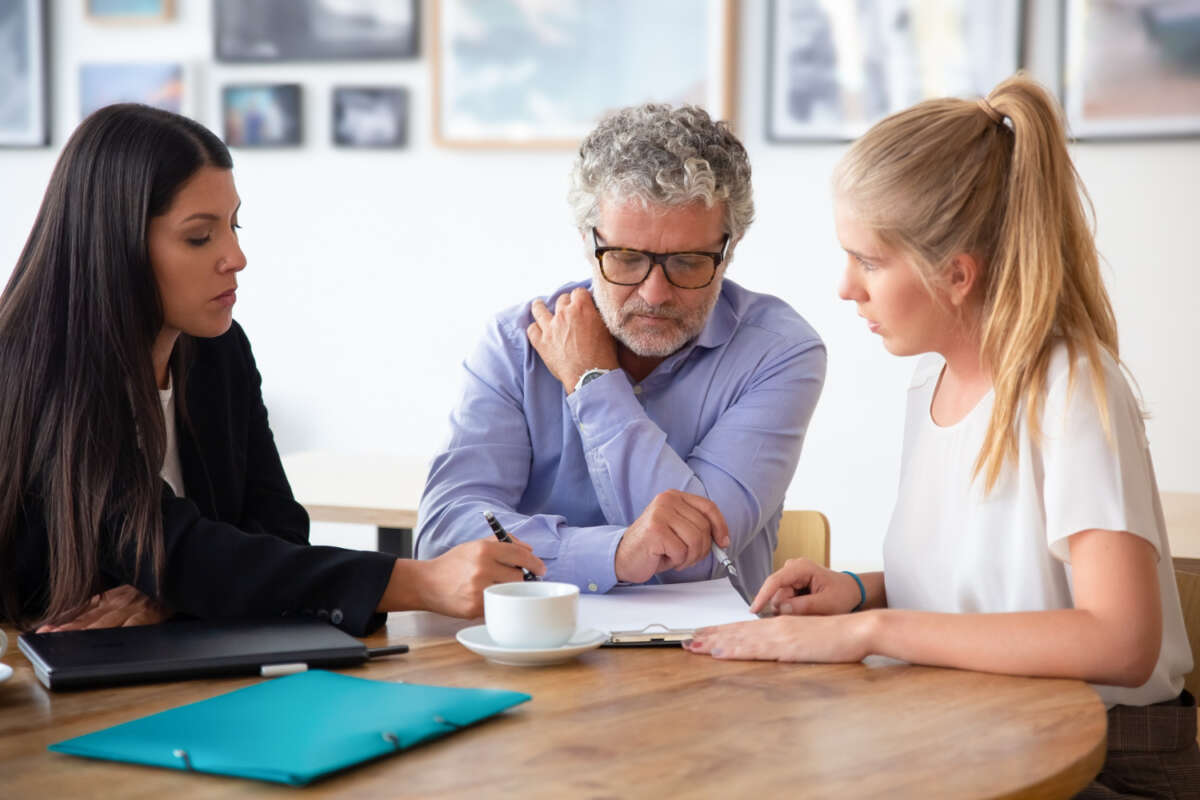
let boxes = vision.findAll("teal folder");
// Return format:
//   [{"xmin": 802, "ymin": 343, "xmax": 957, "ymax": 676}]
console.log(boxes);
[{"xmin": 49, "ymin": 670, "xmax": 531, "ymax": 785}]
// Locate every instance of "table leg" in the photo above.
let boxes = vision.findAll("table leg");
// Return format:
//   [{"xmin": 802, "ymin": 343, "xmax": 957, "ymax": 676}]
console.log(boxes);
[{"xmin": 378, "ymin": 527, "xmax": 413, "ymax": 559}]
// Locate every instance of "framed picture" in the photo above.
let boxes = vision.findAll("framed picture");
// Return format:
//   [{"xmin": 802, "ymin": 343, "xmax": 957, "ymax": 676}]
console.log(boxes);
[
  {"xmin": 333, "ymin": 86, "xmax": 409, "ymax": 147},
  {"xmin": 1063, "ymin": 0, "xmax": 1200, "ymax": 140},
  {"xmin": 215, "ymin": 0, "xmax": 418, "ymax": 62},
  {"xmin": 433, "ymin": 0, "xmax": 736, "ymax": 148},
  {"xmin": 767, "ymin": 0, "xmax": 1022, "ymax": 142},
  {"xmin": 222, "ymin": 84, "xmax": 302, "ymax": 148},
  {"xmin": 85, "ymin": 0, "xmax": 174, "ymax": 22},
  {"xmin": 80, "ymin": 62, "xmax": 186, "ymax": 119},
  {"xmin": 0, "ymin": 0, "xmax": 49, "ymax": 146}
]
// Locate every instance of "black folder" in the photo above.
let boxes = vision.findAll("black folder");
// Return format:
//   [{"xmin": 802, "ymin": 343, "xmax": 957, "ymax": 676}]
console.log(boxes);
[{"xmin": 18, "ymin": 618, "xmax": 373, "ymax": 691}]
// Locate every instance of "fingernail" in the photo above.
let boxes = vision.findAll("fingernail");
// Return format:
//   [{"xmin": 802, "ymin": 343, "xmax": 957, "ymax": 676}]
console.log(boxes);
[{"xmin": 711, "ymin": 648, "xmax": 724, "ymax": 658}]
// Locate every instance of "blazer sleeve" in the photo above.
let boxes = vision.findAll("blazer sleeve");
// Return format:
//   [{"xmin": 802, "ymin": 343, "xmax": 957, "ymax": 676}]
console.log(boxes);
[{"xmin": 135, "ymin": 490, "xmax": 394, "ymax": 636}]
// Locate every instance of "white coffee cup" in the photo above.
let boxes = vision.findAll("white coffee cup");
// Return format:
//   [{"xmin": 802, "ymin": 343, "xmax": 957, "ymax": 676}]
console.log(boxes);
[{"xmin": 484, "ymin": 581, "xmax": 579, "ymax": 649}]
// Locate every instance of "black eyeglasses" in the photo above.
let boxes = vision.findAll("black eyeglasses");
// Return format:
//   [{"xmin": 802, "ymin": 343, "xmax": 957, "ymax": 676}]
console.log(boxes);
[{"xmin": 592, "ymin": 227, "xmax": 729, "ymax": 289}]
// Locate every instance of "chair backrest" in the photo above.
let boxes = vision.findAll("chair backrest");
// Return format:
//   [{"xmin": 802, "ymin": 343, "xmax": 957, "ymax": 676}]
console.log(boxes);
[
  {"xmin": 1175, "ymin": 566, "xmax": 1200, "ymax": 699},
  {"xmin": 774, "ymin": 510, "xmax": 830, "ymax": 571}
]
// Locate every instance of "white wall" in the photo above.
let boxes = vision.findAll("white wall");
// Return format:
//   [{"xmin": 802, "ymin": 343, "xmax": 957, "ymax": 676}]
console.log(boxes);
[{"xmin": 2, "ymin": 1, "xmax": 1197, "ymax": 570}]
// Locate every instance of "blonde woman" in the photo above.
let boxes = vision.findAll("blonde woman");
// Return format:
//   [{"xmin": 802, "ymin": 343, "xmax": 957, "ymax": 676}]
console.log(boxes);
[{"xmin": 684, "ymin": 75, "xmax": 1199, "ymax": 796}]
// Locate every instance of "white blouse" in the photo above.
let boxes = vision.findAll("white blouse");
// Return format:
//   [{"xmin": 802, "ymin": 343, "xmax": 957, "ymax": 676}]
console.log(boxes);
[
  {"xmin": 883, "ymin": 343, "xmax": 1191, "ymax": 707},
  {"xmin": 159, "ymin": 377, "xmax": 185, "ymax": 499}
]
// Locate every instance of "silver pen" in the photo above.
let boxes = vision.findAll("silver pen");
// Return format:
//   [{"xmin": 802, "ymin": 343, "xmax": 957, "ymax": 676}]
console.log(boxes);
[{"xmin": 711, "ymin": 542, "xmax": 738, "ymax": 576}]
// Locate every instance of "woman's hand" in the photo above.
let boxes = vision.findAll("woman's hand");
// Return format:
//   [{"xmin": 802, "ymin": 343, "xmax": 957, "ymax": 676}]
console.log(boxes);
[
  {"xmin": 750, "ymin": 558, "xmax": 863, "ymax": 616},
  {"xmin": 684, "ymin": 613, "xmax": 877, "ymax": 664},
  {"xmin": 389, "ymin": 537, "xmax": 547, "ymax": 619},
  {"xmin": 36, "ymin": 584, "xmax": 172, "ymax": 632}
]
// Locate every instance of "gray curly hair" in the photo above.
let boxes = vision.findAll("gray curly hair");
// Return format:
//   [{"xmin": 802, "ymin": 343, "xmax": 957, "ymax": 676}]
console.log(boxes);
[{"xmin": 568, "ymin": 104, "xmax": 754, "ymax": 242}]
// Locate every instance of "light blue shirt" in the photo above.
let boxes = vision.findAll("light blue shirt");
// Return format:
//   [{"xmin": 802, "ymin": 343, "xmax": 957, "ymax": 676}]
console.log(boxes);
[{"xmin": 415, "ymin": 278, "xmax": 826, "ymax": 599}]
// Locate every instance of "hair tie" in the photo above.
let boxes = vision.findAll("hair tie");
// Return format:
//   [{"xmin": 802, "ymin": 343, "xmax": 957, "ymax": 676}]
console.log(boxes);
[{"xmin": 976, "ymin": 97, "xmax": 1005, "ymax": 126}]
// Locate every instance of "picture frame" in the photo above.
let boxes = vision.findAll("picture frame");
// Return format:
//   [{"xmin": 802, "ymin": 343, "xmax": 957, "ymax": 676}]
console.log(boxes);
[
  {"xmin": 332, "ymin": 86, "xmax": 409, "ymax": 148},
  {"xmin": 222, "ymin": 84, "xmax": 303, "ymax": 148},
  {"xmin": 215, "ymin": 0, "xmax": 418, "ymax": 62},
  {"xmin": 432, "ymin": 0, "xmax": 736, "ymax": 148},
  {"xmin": 80, "ymin": 62, "xmax": 188, "ymax": 120},
  {"xmin": 85, "ymin": 0, "xmax": 174, "ymax": 23},
  {"xmin": 0, "ymin": 0, "xmax": 49, "ymax": 147},
  {"xmin": 767, "ymin": 0, "xmax": 1023, "ymax": 142},
  {"xmin": 1062, "ymin": 0, "xmax": 1200, "ymax": 140}
]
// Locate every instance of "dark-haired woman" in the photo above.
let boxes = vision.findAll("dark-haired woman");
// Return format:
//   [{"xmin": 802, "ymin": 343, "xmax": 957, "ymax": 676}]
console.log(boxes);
[{"xmin": 0, "ymin": 104, "xmax": 544, "ymax": 636}]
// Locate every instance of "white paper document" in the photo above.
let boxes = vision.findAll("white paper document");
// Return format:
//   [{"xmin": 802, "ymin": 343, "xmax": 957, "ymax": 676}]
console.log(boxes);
[{"xmin": 577, "ymin": 578, "xmax": 757, "ymax": 634}]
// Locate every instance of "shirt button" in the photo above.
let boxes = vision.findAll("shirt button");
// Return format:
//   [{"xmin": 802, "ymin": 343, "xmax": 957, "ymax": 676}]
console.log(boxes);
[
  {"xmin": 330, "ymin": 609, "xmax": 344, "ymax": 625},
  {"xmin": 633, "ymin": 385, "xmax": 643, "ymax": 395},
  {"xmin": 587, "ymin": 582, "xmax": 598, "ymax": 592}
]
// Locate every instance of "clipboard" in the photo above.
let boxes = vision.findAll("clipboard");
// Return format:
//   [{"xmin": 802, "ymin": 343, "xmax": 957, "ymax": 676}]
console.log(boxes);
[{"xmin": 604, "ymin": 623, "xmax": 693, "ymax": 647}]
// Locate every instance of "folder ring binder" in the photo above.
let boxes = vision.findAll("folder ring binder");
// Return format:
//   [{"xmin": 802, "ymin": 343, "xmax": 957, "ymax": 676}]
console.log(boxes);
[
  {"xmin": 432, "ymin": 715, "xmax": 463, "ymax": 730},
  {"xmin": 381, "ymin": 732, "xmax": 401, "ymax": 750},
  {"xmin": 172, "ymin": 748, "xmax": 194, "ymax": 770}
]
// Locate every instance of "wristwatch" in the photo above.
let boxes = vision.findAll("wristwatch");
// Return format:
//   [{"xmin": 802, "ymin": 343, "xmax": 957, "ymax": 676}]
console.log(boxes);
[{"xmin": 573, "ymin": 368, "xmax": 612, "ymax": 394}]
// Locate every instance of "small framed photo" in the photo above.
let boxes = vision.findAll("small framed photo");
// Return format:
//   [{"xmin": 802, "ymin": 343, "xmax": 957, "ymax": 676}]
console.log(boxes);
[
  {"xmin": 433, "ymin": 0, "xmax": 736, "ymax": 148},
  {"xmin": 85, "ymin": 0, "xmax": 174, "ymax": 23},
  {"xmin": 215, "ymin": 0, "xmax": 418, "ymax": 62},
  {"xmin": 1063, "ymin": 0, "xmax": 1200, "ymax": 140},
  {"xmin": 0, "ymin": 0, "xmax": 49, "ymax": 147},
  {"xmin": 333, "ymin": 87, "xmax": 409, "ymax": 148},
  {"xmin": 222, "ymin": 84, "xmax": 302, "ymax": 148},
  {"xmin": 767, "ymin": 0, "xmax": 1023, "ymax": 142},
  {"xmin": 80, "ymin": 62, "xmax": 186, "ymax": 119}
]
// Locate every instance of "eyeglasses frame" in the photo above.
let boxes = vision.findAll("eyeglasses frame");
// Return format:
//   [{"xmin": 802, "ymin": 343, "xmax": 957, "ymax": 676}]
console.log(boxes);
[{"xmin": 592, "ymin": 227, "xmax": 730, "ymax": 289}]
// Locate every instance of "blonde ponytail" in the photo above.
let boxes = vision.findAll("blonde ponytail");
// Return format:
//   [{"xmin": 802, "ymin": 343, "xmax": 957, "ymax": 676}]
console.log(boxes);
[{"xmin": 834, "ymin": 73, "xmax": 1120, "ymax": 492}]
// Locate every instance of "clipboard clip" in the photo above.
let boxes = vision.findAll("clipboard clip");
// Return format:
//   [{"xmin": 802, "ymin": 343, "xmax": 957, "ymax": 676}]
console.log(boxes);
[{"xmin": 606, "ymin": 623, "xmax": 695, "ymax": 646}]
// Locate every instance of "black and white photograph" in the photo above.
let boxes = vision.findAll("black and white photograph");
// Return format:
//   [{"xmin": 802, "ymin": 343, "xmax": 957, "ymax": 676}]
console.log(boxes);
[
  {"xmin": 0, "ymin": 0, "xmax": 48, "ymax": 146},
  {"xmin": 767, "ymin": 0, "xmax": 1022, "ymax": 141},
  {"xmin": 1063, "ymin": 0, "xmax": 1200, "ymax": 139},
  {"xmin": 222, "ymin": 83, "xmax": 302, "ymax": 147},
  {"xmin": 215, "ymin": 0, "xmax": 418, "ymax": 62},
  {"xmin": 333, "ymin": 86, "xmax": 408, "ymax": 147}
]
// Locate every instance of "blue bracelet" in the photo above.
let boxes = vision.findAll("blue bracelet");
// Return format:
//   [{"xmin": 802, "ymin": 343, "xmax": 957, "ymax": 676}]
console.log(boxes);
[{"xmin": 841, "ymin": 570, "xmax": 866, "ymax": 612}]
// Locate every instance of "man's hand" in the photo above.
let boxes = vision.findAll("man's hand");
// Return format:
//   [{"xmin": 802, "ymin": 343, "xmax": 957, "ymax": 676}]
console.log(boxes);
[
  {"xmin": 36, "ymin": 584, "xmax": 172, "ymax": 633},
  {"xmin": 614, "ymin": 490, "xmax": 730, "ymax": 583},
  {"xmin": 526, "ymin": 288, "xmax": 619, "ymax": 393}
]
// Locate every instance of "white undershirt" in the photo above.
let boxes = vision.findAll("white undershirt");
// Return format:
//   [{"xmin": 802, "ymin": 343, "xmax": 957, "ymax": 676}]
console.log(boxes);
[
  {"xmin": 159, "ymin": 377, "xmax": 185, "ymax": 498},
  {"xmin": 883, "ymin": 343, "xmax": 1191, "ymax": 707}
]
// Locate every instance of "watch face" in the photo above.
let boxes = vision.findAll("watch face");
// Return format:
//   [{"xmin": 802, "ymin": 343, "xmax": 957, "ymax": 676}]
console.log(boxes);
[{"xmin": 581, "ymin": 369, "xmax": 608, "ymax": 386}]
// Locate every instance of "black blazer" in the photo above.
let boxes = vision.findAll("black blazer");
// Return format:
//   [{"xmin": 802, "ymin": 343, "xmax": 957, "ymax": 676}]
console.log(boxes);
[{"xmin": 11, "ymin": 323, "xmax": 394, "ymax": 635}]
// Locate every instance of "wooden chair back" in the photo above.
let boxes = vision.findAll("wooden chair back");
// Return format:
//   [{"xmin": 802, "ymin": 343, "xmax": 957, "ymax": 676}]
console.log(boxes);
[
  {"xmin": 1174, "ymin": 566, "xmax": 1200, "ymax": 700},
  {"xmin": 774, "ymin": 510, "xmax": 830, "ymax": 571}
]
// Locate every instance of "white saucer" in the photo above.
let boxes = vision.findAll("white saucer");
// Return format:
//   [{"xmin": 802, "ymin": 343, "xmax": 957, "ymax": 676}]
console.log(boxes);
[
  {"xmin": 456, "ymin": 626, "xmax": 607, "ymax": 666},
  {"xmin": 0, "ymin": 664, "xmax": 12, "ymax": 683}
]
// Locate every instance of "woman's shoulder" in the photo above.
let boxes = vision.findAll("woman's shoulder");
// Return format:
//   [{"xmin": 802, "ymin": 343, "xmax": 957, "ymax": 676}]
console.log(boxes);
[
  {"xmin": 185, "ymin": 321, "xmax": 258, "ymax": 390},
  {"xmin": 908, "ymin": 353, "xmax": 945, "ymax": 392}
]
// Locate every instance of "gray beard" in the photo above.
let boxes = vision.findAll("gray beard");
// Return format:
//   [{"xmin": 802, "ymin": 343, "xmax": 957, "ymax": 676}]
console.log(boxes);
[{"xmin": 593, "ymin": 279, "xmax": 722, "ymax": 358}]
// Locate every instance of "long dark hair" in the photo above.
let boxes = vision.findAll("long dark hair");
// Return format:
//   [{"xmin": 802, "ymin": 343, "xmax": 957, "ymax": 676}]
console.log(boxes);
[{"xmin": 0, "ymin": 104, "xmax": 233, "ymax": 628}]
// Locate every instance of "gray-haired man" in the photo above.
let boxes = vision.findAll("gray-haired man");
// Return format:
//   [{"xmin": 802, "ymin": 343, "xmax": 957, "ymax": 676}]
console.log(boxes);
[{"xmin": 416, "ymin": 104, "xmax": 826, "ymax": 600}]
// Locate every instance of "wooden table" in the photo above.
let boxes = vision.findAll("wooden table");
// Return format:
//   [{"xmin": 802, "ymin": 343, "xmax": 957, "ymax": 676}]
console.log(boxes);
[
  {"xmin": 0, "ymin": 614, "xmax": 1107, "ymax": 799},
  {"xmin": 281, "ymin": 451, "xmax": 430, "ymax": 558}
]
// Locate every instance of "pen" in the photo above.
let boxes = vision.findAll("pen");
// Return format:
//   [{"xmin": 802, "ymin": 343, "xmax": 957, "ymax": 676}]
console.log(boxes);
[
  {"xmin": 711, "ymin": 542, "xmax": 738, "ymax": 577},
  {"xmin": 483, "ymin": 511, "xmax": 539, "ymax": 581}
]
